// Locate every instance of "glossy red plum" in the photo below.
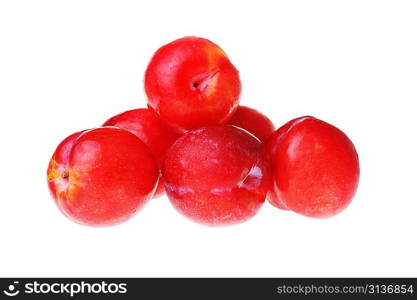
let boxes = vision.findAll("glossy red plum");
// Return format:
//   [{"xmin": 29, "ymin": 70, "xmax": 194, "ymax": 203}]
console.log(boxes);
[
  {"xmin": 267, "ymin": 116, "xmax": 360, "ymax": 218},
  {"xmin": 103, "ymin": 108, "xmax": 179, "ymax": 198},
  {"xmin": 145, "ymin": 36, "xmax": 241, "ymax": 133},
  {"xmin": 47, "ymin": 127, "xmax": 159, "ymax": 226},
  {"xmin": 162, "ymin": 125, "xmax": 269, "ymax": 226},
  {"xmin": 265, "ymin": 128, "xmax": 290, "ymax": 210},
  {"xmin": 227, "ymin": 105, "xmax": 275, "ymax": 143}
]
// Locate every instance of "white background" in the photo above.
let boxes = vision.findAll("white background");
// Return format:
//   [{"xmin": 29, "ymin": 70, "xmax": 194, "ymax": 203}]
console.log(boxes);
[{"xmin": 0, "ymin": 0, "xmax": 416, "ymax": 277}]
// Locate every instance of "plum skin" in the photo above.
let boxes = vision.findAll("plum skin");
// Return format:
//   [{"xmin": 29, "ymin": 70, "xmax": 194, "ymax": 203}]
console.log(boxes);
[
  {"xmin": 145, "ymin": 36, "xmax": 241, "ymax": 133},
  {"xmin": 267, "ymin": 116, "xmax": 360, "ymax": 218},
  {"xmin": 227, "ymin": 105, "xmax": 275, "ymax": 143},
  {"xmin": 47, "ymin": 127, "xmax": 159, "ymax": 226},
  {"xmin": 103, "ymin": 108, "xmax": 179, "ymax": 198},
  {"xmin": 162, "ymin": 125, "xmax": 270, "ymax": 226}
]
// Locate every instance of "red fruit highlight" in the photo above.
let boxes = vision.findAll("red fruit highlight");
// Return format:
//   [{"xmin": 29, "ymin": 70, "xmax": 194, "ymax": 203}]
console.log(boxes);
[
  {"xmin": 145, "ymin": 36, "xmax": 241, "ymax": 133},
  {"xmin": 227, "ymin": 105, "xmax": 275, "ymax": 143},
  {"xmin": 47, "ymin": 127, "xmax": 159, "ymax": 226},
  {"xmin": 103, "ymin": 108, "xmax": 179, "ymax": 198},
  {"xmin": 267, "ymin": 116, "xmax": 360, "ymax": 218},
  {"xmin": 162, "ymin": 125, "xmax": 269, "ymax": 226}
]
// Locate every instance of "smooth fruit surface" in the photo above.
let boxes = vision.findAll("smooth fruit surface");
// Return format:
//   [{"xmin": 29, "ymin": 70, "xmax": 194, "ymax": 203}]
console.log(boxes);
[
  {"xmin": 265, "ymin": 125, "xmax": 292, "ymax": 210},
  {"xmin": 103, "ymin": 108, "xmax": 179, "ymax": 197},
  {"xmin": 47, "ymin": 127, "xmax": 159, "ymax": 226},
  {"xmin": 267, "ymin": 116, "xmax": 360, "ymax": 218},
  {"xmin": 145, "ymin": 36, "xmax": 241, "ymax": 133},
  {"xmin": 227, "ymin": 105, "xmax": 275, "ymax": 143},
  {"xmin": 162, "ymin": 125, "xmax": 269, "ymax": 226}
]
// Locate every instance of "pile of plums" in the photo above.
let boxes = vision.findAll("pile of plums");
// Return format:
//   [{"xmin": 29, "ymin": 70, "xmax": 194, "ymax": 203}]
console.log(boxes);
[{"xmin": 47, "ymin": 37, "xmax": 360, "ymax": 227}]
